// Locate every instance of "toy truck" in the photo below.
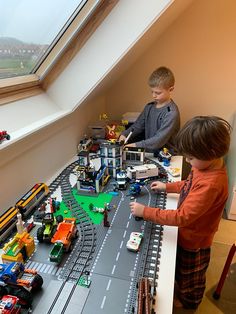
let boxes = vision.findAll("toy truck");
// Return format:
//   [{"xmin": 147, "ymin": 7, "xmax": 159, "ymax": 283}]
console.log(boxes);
[
  {"xmin": 126, "ymin": 164, "xmax": 159, "ymax": 181},
  {"xmin": 0, "ymin": 295, "xmax": 21, "ymax": 313},
  {"xmin": 37, "ymin": 213, "xmax": 63, "ymax": 243},
  {"xmin": 0, "ymin": 262, "xmax": 43, "ymax": 307},
  {"xmin": 49, "ymin": 218, "xmax": 78, "ymax": 264}
]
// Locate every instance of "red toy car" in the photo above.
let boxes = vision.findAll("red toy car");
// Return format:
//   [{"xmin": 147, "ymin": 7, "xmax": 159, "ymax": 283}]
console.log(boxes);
[
  {"xmin": 0, "ymin": 295, "xmax": 21, "ymax": 313},
  {"xmin": 0, "ymin": 131, "xmax": 10, "ymax": 143}
]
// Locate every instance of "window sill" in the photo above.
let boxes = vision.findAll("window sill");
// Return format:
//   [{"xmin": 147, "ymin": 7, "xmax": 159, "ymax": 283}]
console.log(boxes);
[{"xmin": 0, "ymin": 109, "xmax": 70, "ymax": 152}]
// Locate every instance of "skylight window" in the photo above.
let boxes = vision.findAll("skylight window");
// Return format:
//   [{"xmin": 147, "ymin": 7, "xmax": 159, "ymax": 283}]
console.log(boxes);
[{"xmin": 0, "ymin": 0, "xmax": 92, "ymax": 79}]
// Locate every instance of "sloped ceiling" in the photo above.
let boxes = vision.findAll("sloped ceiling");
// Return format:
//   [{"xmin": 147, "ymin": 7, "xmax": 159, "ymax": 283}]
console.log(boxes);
[
  {"xmin": 48, "ymin": 0, "xmax": 194, "ymax": 111},
  {"xmin": 89, "ymin": 0, "xmax": 195, "ymax": 97}
]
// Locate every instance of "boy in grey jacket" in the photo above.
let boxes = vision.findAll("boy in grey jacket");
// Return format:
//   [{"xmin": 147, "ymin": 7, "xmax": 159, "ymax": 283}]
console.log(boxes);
[{"xmin": 119, "ymin": 66, "xmax": 180, "ymax": 153}]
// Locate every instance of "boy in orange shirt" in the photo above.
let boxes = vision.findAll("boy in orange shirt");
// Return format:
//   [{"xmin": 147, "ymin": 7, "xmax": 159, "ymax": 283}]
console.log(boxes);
[{"xmin": 129, "ymin": 116, "xmax": 231, "ymax": 309}]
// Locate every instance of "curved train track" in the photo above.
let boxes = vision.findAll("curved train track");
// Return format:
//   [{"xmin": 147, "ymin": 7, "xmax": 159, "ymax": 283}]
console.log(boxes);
[{"xmin": 42, "ymin": 160, "xmax": 97, "ymax": 313}]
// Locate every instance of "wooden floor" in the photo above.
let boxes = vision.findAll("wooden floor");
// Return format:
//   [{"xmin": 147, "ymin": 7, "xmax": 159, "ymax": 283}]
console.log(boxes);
[{"xmin": 173, "ymin": 216, "xmax": 236, "ymax": 314}]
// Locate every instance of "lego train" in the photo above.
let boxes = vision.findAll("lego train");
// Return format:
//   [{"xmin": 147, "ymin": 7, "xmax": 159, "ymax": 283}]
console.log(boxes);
[{"xmin": 0, "ymin": 183, "xmax": 49, "ymax": 244}]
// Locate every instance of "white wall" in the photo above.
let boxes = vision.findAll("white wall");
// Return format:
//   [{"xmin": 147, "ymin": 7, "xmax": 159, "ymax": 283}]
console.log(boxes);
[{"xmin": 0, "ymin": 94, "xmax": 61, "ymax": 132}]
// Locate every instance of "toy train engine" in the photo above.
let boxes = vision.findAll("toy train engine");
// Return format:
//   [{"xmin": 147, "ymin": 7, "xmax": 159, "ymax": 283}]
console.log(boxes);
[{"xmin": 0, "ymin": 183, "xmax": 49, "ymax": 244}]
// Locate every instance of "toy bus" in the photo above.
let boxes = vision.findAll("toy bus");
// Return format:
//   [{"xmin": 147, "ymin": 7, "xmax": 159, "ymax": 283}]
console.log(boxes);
[{"xmin": 0, "ymin": 183, "xmax": 49, "ymax": 243}]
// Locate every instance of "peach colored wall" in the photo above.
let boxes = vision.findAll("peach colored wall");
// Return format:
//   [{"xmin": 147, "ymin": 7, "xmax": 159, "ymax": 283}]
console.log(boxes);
[{"xmin": 106, "ymin": 0, "xmax": 236, "ymax": 124}]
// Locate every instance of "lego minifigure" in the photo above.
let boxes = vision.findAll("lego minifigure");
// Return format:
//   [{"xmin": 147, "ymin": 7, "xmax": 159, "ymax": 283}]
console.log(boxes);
[{"xmin": 103, "ymin": 208, "xmax": 110, "ymax": 227}]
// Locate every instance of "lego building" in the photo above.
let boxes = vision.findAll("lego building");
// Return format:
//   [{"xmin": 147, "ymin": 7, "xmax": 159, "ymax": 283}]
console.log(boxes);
[{"xmin": 100, "ymin": 141, "xmax": 122, "ymax": 178}]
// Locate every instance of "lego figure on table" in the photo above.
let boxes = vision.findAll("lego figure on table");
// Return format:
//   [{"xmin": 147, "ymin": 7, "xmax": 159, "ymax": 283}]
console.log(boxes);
[
  {"xmin": 119, "ymin": 67, "xmax": 180, "ymax": 154},
  {"xmin": 103, "ymin": 207, "xmax": 110, "ymax": 227},
  {"xmin": 50, "ymin": 197, "xmax": 60, "ymax": 213},
  {"xmin": 158, "ymin": 147, "xmax": 172, "ymax": 166}
]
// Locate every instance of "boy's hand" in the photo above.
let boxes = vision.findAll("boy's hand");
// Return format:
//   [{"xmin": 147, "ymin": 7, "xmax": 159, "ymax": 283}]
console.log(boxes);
[
  {"xmin": 150, "ymin": 181, "xmax": 166, "ymax": 192},
  {"xmin": 125, "ymin": 143, "xmax": 136, "ymax": 148},
  {"xmin": 130, "ymin": 202, "xmax": 145, "ymax": 218},
  {"xmin": 118, "ymin": 134, "xmax": 126, "ymax": 143}
]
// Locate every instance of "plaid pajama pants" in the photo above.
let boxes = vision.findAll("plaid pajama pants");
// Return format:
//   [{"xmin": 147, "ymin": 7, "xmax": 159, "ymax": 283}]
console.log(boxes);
[{"xmin": 175, "ymin": 245, "xmax": 211, "ymax": 309}]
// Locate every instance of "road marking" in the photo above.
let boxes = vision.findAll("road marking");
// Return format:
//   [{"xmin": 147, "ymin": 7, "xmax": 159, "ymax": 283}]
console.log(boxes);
[
  {"xmin": 123, "ymin": 230, "xmax": 127, "ymax": 238},
  {"xmin": 47, "ymin": 264, "xmax": 55, "ymax": 274},
  {"xmin": 101, "ymin": 296, "xmax": 106, "ymax": 309},
  {"xmin": 120, "ymin": 241, "xmax": 124, "ymax": 249},
  {"xmin": 44, "ymin": 264, "xmax": 51, "ymax": 273},
  {"xmin": 111, "ymin": 265, "xmax": 116, "ymax": 275},
  {"xmin": 39, "ymin": 264, "xmax": 48, "ymax": 272},
  {"xmin": 26, "ymin": 261, "xmax": 37, "ymax": 269},
  {"xmin": 126, "ymin": 221, "xmax": 129, "ymax": 228},
  {"xmin": 35, "ymin": 263, "xmax": 44, "ymax": 272},
  {"xmin": 106, "ymin": 279, "xmax": 112, "ymax": 290},
  {"xmin": 116, "ymin": 252, "xmax": 120, "ymax": 261}
]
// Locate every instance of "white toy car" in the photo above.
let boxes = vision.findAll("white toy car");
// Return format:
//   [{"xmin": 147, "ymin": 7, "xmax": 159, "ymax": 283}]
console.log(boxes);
[{"xmin": 126, "ymin": 232, "xmax": 143, "ymax": 252}]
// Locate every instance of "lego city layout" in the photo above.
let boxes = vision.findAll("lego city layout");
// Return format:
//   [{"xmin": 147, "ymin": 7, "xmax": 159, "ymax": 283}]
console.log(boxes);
[{"xmin": 0, "ymin": 145, "xmax": 170, "ymax": 314}]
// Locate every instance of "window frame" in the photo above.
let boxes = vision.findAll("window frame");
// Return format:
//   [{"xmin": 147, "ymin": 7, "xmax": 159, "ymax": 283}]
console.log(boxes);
[{"xmin": 0, "ymin": 0, "xmax": 118, "ymax": 106}]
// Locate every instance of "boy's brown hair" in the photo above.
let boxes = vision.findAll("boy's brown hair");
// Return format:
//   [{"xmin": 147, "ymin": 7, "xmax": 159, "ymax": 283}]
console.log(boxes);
[
  {"xmin": 148, "ymin": 66, "xmax": 175, "ymax": 89},
  {"xmin": 175, "ymin": 116, "xmax": 231, "ymax": 160}
]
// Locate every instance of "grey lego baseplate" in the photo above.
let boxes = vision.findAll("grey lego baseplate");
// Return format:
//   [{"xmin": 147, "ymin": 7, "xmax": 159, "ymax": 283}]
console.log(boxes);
[{"xmin": 15, "ymin": 159, "xmax": 167, "ymax": 313}]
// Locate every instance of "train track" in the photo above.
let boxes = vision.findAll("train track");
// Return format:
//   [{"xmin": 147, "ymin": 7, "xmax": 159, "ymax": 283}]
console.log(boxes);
[
  {"xmin": 127, "ymin": 159, "xmax": 168, "ymax": 314},
  {"xmin": 45, "ymin": 160, "xmax": 97, "ymax": 314}
]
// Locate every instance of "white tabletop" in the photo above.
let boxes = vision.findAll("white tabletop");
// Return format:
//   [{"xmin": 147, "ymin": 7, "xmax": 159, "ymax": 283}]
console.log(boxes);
[{"xmin": 153, "ymin": 155, "xmax": 183, "ymax": 313}]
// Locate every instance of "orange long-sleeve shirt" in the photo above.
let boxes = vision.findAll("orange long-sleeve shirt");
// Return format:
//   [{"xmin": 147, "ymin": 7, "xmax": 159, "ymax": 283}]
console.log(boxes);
[{"xmin": 143, "ymin": 166, "xmax": 228, "ymax": 249}]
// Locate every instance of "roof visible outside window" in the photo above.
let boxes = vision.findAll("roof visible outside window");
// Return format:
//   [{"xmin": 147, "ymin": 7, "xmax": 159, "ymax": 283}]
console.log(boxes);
[{"xmin": 0, "ymin": 0, "xmax": 89, "ymax": 79}]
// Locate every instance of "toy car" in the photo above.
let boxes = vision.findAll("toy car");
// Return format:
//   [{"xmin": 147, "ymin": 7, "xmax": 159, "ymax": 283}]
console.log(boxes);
[
  {"xmin": 126, "ymin": 232, "xmax": 143, "ymax": 252},
  {"xmin": 49, "ymin": 218, "xmax": 78, "ymax": 263},
  {"xmin": 0, "ymin": 295, "xmax": 21, "ymax": 313},
  {"xmin": 0, "ymin": 131, "xmax": 10, "ymax": 143},
  {"xmin": 37, "ymin": 213, "xmax": 63, "ymax": 243},
  {"xmin": 0, "ymin": 262, "xmax": 43, "ymax": 307}
]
